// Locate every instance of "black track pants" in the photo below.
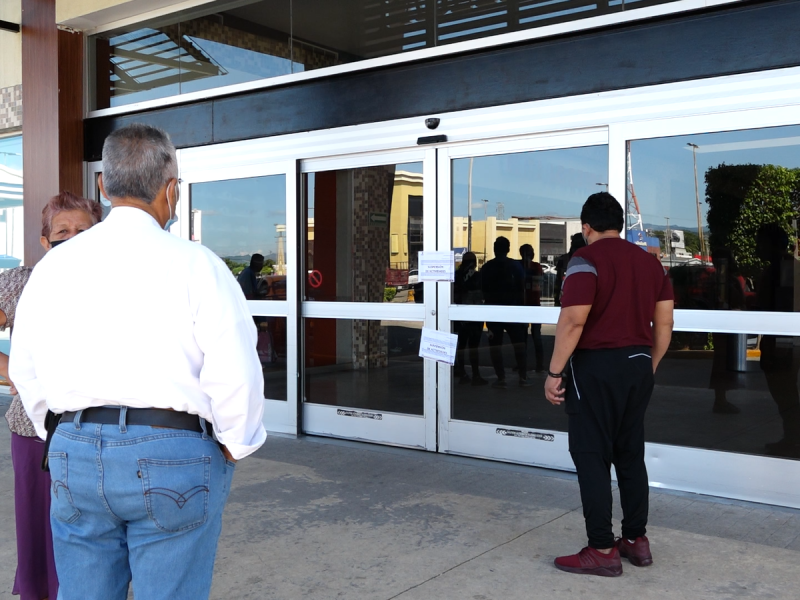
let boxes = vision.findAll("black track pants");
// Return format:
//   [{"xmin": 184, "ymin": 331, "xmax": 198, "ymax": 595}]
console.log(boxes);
[{"xmin": 565, "ymin": 346, "xmax": 654, "ymax": 549}]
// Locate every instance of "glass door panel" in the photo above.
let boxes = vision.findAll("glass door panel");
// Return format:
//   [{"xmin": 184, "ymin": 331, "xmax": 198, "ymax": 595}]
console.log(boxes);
[
  {"xmin": 180, "ymin": 162, "xmax": 298, "ymax": 437},
  {"xmin": 301, "ymin": 152, "xmax": 435, "ymax": 450},
  {"xmin": 450, "ymin": 145, "xmax": 608, "ymax": 422},
  {"xmin": 304, "ymin": 162, "xmax": 424, "ymax": 303},
  {"xmin": 190, "ymin": 175, "xmax": 290, "ymax": 403},
  {"xmin": 440, "ymin": 139, "xmax": 609, "ymax": 466},
  {"xmin": 305, "ymin": 318, "xmax": 424, "ymax": 415}
]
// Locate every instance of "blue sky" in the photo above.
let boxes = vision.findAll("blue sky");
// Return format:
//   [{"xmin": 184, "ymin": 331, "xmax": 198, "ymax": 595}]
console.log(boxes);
[
  {"xmin": 631, "ymin": 125, "xmax": 800, "ymax": 231},
  {"xmin": 0, "ymin": 136, "xmax": 22, "ymax": 171},
  {"xmin": 187, "ymin": 126, "xmax": 800, "ymax": 258},
  {"xmin": 452, "ymin": 146, "xmax": 608, "ymax": 220},
  {"xmin": 190, "ymin": 175, "xmax": 286, "ymax": 258}
]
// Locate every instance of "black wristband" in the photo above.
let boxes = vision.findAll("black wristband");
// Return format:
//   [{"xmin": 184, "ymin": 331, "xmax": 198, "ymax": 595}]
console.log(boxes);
[{"xmin": 547, "ymin": 369, "xmax": 566, "ymax": 378}]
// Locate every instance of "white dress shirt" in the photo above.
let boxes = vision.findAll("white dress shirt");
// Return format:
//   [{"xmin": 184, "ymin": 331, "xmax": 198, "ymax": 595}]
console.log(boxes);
[{"xmin": 10, "ymin": 207, "xmax": 267, "ymax": 460}]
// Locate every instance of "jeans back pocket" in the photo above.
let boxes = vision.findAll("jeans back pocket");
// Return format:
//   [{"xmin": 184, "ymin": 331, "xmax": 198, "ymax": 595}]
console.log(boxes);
[
  {"xmin": 138, "ymin": 456, "xmax": 210, "ymax": 533},
  {"xmin": 48, "ymin": 452, "xmax": 82, "ymax": 524}
]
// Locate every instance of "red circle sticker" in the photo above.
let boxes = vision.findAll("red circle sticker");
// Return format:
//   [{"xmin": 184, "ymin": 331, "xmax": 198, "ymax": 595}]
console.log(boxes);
[{"xmin": 308, "ymin": 270, "xmax": 323, "ymax": 288}]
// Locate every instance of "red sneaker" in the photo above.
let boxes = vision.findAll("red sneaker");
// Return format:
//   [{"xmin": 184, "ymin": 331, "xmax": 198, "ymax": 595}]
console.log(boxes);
[
  {"xmin": 553, "ymin": 546, "xmax": 623, "ymax": 577},
  {"xmin": 616, "ymin": 536, "xmax": 653, "ymax": 567}
]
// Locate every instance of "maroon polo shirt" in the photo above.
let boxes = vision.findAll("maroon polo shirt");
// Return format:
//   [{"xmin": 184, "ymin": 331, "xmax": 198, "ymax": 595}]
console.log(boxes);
[{"xmin": 560, "ymin": 237, "xmax": 673, "ymax": 349}]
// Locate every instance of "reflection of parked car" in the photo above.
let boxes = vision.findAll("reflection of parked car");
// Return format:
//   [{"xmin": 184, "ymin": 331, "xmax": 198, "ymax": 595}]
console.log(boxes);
[
  {"xmin": 258, "ymin": 275, "xmax": 286, "ymax": 300},
  {"xmin": 408, "ymin": 269, "xmax": 419, "ymax": 287}
]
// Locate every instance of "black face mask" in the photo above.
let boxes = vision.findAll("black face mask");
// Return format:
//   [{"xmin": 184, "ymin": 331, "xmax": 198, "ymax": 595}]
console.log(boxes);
[{"xmin": 49, "ymin": 239, "xmax": 67, "ymax": 248}]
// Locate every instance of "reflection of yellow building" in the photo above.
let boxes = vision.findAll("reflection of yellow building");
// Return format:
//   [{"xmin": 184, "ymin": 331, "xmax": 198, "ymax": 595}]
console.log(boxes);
[
  {"xmin": 388, "ymin": 171, "xmax": 423, "ymax": 269},
  {"xmin": 453, "ymin": 216, "xmax": 539, "ymax": 265}
]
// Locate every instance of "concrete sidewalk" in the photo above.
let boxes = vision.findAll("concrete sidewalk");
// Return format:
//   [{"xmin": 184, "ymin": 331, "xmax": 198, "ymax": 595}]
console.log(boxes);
[{"xmin": 2, "ymin": 397, "xmax": 800, "ymax": 599}]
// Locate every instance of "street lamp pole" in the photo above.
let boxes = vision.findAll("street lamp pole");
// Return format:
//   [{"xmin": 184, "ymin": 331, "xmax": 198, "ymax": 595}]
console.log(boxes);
[
  {"xmin": 482, "ymin": 198, "xmax": 489, "ymax": 263},
  {"xmin": 687, "ymin": 143, "xmax": 707, "ymax": 262},
  {"xmin": 664, "ymin": 216, "xmax": 672, "ymax": 269},
  {"xmin": 468, "ymin": 157, "xmax": 473, "ymax": 252}
]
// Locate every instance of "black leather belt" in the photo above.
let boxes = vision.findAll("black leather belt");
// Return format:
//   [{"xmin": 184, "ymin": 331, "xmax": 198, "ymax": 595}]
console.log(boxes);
[{"xmin": 60, "ymin": 407, "xmax": 212, "ymax": 435}]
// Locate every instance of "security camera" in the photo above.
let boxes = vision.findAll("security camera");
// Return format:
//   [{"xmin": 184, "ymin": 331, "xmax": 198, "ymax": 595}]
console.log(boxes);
[{"xmin": 425, "ymin": 118, "xmax": 440, "ymax": 130}]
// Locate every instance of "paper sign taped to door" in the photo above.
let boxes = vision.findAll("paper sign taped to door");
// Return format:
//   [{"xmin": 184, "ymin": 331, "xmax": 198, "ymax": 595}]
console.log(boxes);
[
  {"xmin": 418, "ymin": 251, "xmax": 455, "ymax": 282},
  {"xmin": 419, "ymin": 327, "xmax": 458, "ymax": 365}
]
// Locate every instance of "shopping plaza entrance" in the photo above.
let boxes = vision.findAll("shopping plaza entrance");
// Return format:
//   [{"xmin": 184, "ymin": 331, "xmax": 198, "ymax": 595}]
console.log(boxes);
[{"xmin": 85, "ymin": 65, "xmax": 800, "ymax": 508}]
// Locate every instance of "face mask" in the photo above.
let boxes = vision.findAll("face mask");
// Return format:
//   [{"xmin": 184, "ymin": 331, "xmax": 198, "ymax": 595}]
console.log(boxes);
[
  {"xmin": 49, "ymin": 239, "xmax": 67, "ymax": 248},
  {"xmin": 164, "ymin": 182, "xmax": 179, "ymax": 231}
]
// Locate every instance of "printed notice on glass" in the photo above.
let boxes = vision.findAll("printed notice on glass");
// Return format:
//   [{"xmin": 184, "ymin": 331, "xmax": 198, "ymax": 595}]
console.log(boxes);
[
  {"xmin": 418, "ymin": 251, "xmax": 455, "ymax": 282},
  {"xmin": 419, "ymin": 328, "xmax": 458, "ymax": 365}
]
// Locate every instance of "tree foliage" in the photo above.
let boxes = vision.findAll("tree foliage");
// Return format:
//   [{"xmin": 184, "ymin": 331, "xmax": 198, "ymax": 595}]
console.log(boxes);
[{"xmin": 705, "ymin": 163, "xmax": 800, "ymax": 278}]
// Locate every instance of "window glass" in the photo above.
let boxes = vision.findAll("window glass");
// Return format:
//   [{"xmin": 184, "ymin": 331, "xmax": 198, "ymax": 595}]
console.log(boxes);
[
  {"xmin": 649, "ymin": 331, "xmax": 800, "ymax": 460},
  {"xmin": 451, "ymin": 146, "xmax": 609, "ymax": 307},
  {"xmin": 190, "ymin": 175, "xmax": 287, "ymax": 301},
  {"xmin": 304, "ymin": 318, "xmax": 424, "ymax": 415},
  {"xmin": 627, "ymin": 125, "xmax": 800, "ymax": 313},
  {"xmin": 0, "ymin": 135, "xmax": 23, "ymax": 269},
  {"xmin": 303, "ymin": 162, "xmax": 423, "ymax": 303},
  {"xmin": 452, "ymin": 321, "xmax": 565, "ymax": 431},
  {"xmin": 0, "ymin": 134, "xmax": 23, "ymax": 357},
  {"xmin": 452, "ymin": 323, "xmax": 800, "ymax": 461},
  {"xmin": 91, "ymin": 0, "xmax": 680, "ymax": 109}
]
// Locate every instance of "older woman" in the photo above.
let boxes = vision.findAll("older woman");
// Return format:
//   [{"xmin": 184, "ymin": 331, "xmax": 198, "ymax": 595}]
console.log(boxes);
[{"xmin": 1, "ymin": 191, "xmax": 102, "ymax": 600}]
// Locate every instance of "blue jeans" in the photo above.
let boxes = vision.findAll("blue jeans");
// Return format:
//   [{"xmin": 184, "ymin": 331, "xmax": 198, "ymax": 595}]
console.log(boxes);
[{"xmin": 49, "ymin": 414, "xmax": 235, "ymax": 600}]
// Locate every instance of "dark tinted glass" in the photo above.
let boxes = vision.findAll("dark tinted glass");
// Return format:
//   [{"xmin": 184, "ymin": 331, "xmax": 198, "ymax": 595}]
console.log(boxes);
[
  {"xmin": 451, "ymin": 146, "xmax": 608, "ymax": 307},
  {"xmin": 649, "ymin": 331, "xmax": 800, "ymax": 460},
  {"xmin": 92, "ymin": 0, "xmax": 680, "ymax": 109},
  {"xmin": 452, "ymin": 321, "xmax": 564, "ymax": 430},
  {"xmin": 261, "ymin": 316, "xmax": 288, "ymax": 401},
  {"xmin": 627, "ymin": 125, "xmax": 800, "ymax": 313},
  {"xmin": 304, "ymin": 318, "xmax": 424, "ymax": 415},
  {"xmin": 452, "ymin": 323, "xmax": 800, "ymax": 461},
  {"xmin": 303, "ymin": 163, "xmax": 424, "ymax": 303}
]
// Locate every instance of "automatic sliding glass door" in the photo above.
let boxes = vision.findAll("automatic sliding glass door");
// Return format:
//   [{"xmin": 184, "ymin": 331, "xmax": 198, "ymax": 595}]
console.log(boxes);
[
  {"xmin": 300, "ymin": 150, "xmax": 437, "ymax": 449},
  {"xmin": 437, "ymin": 131, "xmax": 610, "ymax": 468}
]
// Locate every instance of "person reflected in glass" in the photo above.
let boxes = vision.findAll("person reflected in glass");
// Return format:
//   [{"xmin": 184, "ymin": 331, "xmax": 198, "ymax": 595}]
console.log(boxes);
[
  {"xmin": 2, "ymin": 191, "xmax": 102, "ymax": 600},
  {"xmin": 453, "ymin": 252, "xmax": 487, "ymax": 386},
  {"xmin": 554, "ymin": 233, "xmax": 587, "ymax": 306},
  {"xmin": 237, "ymin": 253, "xmax": 265, "ymax": 300},
  {"xmin": 481, "ymin": 236, "xmax": 532, "ymax": 388},
  {"xmin": 755, "ymin": 223, "xmax": 800, "ymax": 457},
  {"xmin": 520, "ymin": 244, "xmax": 545, "ymax": 373},
  {"xmin": 706, "ymin": 246, "xmax": 747, "ymax": 414}
]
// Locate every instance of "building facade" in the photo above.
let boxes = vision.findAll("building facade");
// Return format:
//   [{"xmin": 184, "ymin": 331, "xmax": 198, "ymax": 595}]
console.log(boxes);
[{"xmin": 8, "ymin": 0, "xmax": 800, "ymax": 508}]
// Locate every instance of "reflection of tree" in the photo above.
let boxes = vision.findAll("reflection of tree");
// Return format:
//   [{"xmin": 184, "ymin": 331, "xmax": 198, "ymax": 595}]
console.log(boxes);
[
  {"xmin": 223, "ymin": 257, "xmax": 246, "ymax": 276},
  {"xmin": 223, "ymin": 257, "xmax": 275, "ymax": 276},
  {"xmin": 706, "ymin": 164, "xmax": 800, "ymax": 278}
]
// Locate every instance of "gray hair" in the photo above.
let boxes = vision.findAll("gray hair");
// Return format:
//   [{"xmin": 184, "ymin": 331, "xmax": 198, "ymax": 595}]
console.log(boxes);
[{"xmin": 102, "ymin": 124, "xmax": 178, "ymax": 204}]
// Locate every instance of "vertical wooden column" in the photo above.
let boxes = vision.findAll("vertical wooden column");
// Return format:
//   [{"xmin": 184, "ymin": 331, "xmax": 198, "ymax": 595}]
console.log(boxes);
[{"xmin": 21, "ymin": 0, "xmax": 83, "ymax": 267}]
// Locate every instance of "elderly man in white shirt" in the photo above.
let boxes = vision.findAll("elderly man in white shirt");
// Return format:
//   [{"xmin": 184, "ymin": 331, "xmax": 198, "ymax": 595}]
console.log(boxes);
[{"xmin": 10, "ymin": 123, "xmax": 267, "ymax": 600}]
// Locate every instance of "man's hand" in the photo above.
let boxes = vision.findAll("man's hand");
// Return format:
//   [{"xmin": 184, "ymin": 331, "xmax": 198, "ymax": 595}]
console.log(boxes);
[
  {"xmin": 221, "ymin": 445, "xmax": 238, "ymax": 463},
  {"xmin": 544, "ymin": 375, "xmax": 566, "ymax": 405}
]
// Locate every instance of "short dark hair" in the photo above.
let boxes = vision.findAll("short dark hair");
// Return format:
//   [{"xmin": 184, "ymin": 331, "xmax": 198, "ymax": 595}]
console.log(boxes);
[
  {"xmin": 580, "ymin": 192, "xmax": 624, "ymax": 233},
  {"xmin": 494, "ymin": 236, "xmax": 510, "ymax": 256}
]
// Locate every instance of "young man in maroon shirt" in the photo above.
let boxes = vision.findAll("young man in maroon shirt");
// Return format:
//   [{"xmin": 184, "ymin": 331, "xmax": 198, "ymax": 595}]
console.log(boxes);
[{"xmin": 544, "ymin": 192, "xmax": 674, "ymax": 577}]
